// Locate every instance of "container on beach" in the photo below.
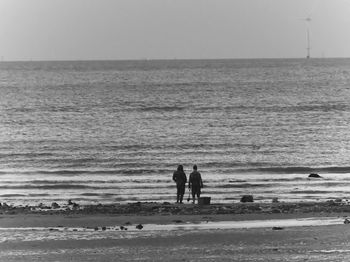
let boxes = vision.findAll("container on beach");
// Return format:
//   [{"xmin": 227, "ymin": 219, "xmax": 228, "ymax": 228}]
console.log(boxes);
[{"xmin": 198, "ymin": 197, "xmax": 211, "ymax": 205}]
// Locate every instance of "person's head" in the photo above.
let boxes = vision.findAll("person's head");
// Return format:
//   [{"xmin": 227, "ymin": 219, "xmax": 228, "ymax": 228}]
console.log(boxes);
[
  {"xmin": 177, "ymin": 165, "xmax": 183, "ymax": 171},
  {"xmin": 193, "ymin": 165, "xmax": 197, "ymax": 170}
]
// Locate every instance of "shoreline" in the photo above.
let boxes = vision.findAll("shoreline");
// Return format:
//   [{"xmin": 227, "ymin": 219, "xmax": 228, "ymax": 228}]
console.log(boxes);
[
  {"xmin": 2, "ymin": 201, "xmax": 350, "ymax": 261},
  {"xmin": 1, "ymin": 200, "xmax": 350, "ymax": 228}
]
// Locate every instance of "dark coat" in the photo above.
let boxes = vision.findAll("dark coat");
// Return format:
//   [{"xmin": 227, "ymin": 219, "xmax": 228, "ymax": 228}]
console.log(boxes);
[
  {"xmin": 173, "ymin": 170, "xmax": 187, "ymax": 186},
  {"xmin": 189, "ymin": 171, "xmax": 203, "ymax": 188}
]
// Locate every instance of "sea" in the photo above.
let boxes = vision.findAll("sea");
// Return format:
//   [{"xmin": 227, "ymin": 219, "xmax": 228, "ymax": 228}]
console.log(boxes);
[{"xmin": 1, "ymin": 58, "xmax": 350, "ymax": 206}]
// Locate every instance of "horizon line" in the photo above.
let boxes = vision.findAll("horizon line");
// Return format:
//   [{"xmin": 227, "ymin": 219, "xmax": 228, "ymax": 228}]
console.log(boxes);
[{"xmin": 1, "ymin": 56, "xmax": 349, "ymax": 63}]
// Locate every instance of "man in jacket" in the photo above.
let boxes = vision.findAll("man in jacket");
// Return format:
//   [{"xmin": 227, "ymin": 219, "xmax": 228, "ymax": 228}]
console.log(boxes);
[{"xmin": 189, "ymin": 164, "xmax": 203, "ymax": 204}]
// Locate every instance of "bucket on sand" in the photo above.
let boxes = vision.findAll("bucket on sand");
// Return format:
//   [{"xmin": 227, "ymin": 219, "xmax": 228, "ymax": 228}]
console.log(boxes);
[{"xmin": 198, "ymin": 197, "xmax": 211, "ymax": 205}]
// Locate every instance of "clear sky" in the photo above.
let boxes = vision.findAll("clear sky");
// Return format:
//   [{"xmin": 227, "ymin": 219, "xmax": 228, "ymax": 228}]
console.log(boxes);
[{"xmin": 0, "ymin": 0, "xmax": 349, "ymax": 61}]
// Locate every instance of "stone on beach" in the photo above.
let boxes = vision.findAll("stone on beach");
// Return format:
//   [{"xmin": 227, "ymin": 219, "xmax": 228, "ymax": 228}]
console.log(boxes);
[
  {"xmin": 120, "ymin": 225, "xmax": 128, "ymax": 230},
  {"xmin": 1, "ymin": 202, "xmax": 9, "ymax": 209},
  {"xmin": 308, "ymin": 173, "xmax": 322, "ymax": 178},
  {"xmin": 272, "ymin": 227, "xmax": 284, "ymax": 230},
  {"xmin": 68, "ymin": 200, "xmax": 80, "ymax": 209},
  {"xmin": 240, "ymin": 195, "xmax": 254, "ymax": 203},
  {"xmin": 271, "ymin": 208, "xmax": 282, "ymax": 213},
  {"xmin": 51, "ymin": 202, "xmax": 60, "ymax": 209}
]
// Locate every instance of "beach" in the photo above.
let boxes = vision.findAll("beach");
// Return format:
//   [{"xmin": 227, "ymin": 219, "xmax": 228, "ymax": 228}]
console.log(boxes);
[{"xmin": 1, "ymin": 201, "xmax": 350, "ymax": 261}]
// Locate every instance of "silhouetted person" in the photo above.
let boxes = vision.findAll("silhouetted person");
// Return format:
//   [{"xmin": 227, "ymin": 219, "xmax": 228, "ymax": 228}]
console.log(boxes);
[
  {"xmin": 172, "ymin": 165, "xmax": 187, "ymax": 203},
  {"xmin": 189, "ymin": 165, "xmax": 203, "ymax": 204}
]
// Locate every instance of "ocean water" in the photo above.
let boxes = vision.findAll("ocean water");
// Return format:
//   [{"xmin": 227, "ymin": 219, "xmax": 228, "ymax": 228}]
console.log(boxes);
[{"xmin": 1, "ymin": 58, "xmax": 350, "ymax": 205}]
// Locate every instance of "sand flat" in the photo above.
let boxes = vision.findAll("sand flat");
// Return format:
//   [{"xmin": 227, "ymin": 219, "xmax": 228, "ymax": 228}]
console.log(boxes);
[
  {"xmin": 1, "ymin": 202, "xmax": 350, "ymax": 261},
  {"xmin": 1, "ymin": 224, "xmax": 350, "ymax": 261}
]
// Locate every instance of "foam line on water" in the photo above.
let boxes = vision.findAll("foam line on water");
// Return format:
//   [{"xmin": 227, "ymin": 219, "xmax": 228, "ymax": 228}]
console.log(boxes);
[
  {"xmin": 142, "ymin": 216, "xmax": 344, "ymax": 230},
  {"xmin": 0, "ymin": 216, "xmax": 344, "ymax": 232}
]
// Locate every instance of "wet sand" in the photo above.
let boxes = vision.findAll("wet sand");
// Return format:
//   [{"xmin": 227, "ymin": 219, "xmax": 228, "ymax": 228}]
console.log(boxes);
[{"xmin": 1, "ymin": 201, "xmax": 350, "ymax": 261}]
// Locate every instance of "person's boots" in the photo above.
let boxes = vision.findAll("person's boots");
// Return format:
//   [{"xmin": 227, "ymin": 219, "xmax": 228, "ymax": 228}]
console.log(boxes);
[{"xmin": 180, "ymin": 195, "xmax": 183, "ymax": 203}]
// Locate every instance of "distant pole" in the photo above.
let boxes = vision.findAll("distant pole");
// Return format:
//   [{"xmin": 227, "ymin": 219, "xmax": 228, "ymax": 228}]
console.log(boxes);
[
  {"xmin": 306, "ymin": 28, "xmax": 311, "ymax": 59},
  {"xmin": 304, "ymin": 17, "xmax": 312, "ymax": 59}
]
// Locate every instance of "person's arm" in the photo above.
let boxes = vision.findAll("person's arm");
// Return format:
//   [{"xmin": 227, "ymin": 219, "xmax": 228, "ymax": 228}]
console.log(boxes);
[
  {"xmin": 172, "ymin": 172, "xmax": 176, "ymax": 182},
  {"xmin": 199, "ymin": 173, "xmax": 203, "ymax": 188}
]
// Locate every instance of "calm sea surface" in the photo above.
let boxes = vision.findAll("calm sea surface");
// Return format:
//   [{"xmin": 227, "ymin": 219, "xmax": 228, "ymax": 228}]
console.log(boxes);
[{"xmin": 1, "ymin": 58, "xmax": 350, "ymax": 205}]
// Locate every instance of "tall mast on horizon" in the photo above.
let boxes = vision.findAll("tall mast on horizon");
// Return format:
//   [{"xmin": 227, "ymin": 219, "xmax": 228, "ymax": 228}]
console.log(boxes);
[
  {"xmin": 305, "ymin": 17, "xmax": 312, "ymax": 59},
  {"xmin": 306, "ymin": 28, "xmax": 310, "ymax": 59}
]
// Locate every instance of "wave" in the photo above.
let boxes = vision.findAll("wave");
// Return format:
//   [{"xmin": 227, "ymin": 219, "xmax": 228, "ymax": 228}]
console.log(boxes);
[
  {"xmin": 0, "ymin": 184, "xmax": 174, "ymax": 190},
  {"xmin": 0, "ymin": 193, "xmax": 50, "ymax": 198},
  {"xmin": 228, "ymin": 177, "xmax": 306, "ymax": 183},
  {"xmin": 232, "ymin": 166, "xmax": 350, "ymax": 174},
  {"xmin": 0, "ymin": 152, "xmax": 55, "ymax": 158},
  {"xmin": 5, "ymin": 105, "xmax": 85, "ymax": 113},
  {"xmin": 289, "ymin": 190, "xmax": 333, "ymax": 194},
  {"xmin": 120, "ymin": 103, "xmax": 350, "ymax": 114},
  {"xmin": 12, "ymin": 179, "xmax": 170, "ymax": 185},
  {"xmin": 262, "ymin": 104, "xmax": 350, "ymax": 113},
  {"xmin": 6, "ymin": 169, "xmax": 164, "ymax": 176},
  {"xmin": 1, "ymin": 165, "xmax": 350, "ymax": 177},
  {"xmin": 80, "ymin": 193, "xmax": 100, "ymax": 196},
  {"xmin": 0, "ymin": 194, "xmax": 26, "ymax": 197},
  {"xmin": 136, "ymin": 106, "xmax": 186, "ymax": 112},
  {"xmin": 218, "ymin": 183, "xmax": 276, "ymax": 189},
  {"xmin": 79, "ymin": 193, "xmax": 124, "ymax": 197},
  {"xmin": 0, "ymin": 184, "xmax": 94, "ymax": 190},
  {"xmin": 121, "ymin": 103, "xmax": 350, "ymax": 115}
]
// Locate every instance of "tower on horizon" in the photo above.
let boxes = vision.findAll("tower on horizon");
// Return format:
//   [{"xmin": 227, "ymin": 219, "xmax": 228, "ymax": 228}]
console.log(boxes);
[{"xmin": 304, "ymin": 17, "xmax": 312, "ymax": 59}]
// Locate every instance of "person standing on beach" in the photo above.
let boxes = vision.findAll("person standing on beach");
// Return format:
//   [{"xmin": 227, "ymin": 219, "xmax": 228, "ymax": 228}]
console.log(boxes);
[
  {"xmin": 172, "ymin": 165, "xmax": 187, "ymax": 203},
  {"xmin": 189, "ymin": 165, "xmax": 203, "ymax": 204}
]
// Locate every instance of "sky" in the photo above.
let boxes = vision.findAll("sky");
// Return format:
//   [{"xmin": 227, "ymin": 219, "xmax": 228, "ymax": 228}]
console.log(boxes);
[{"xmin": 0, "ymin": 0, "xmax": 349, "ymax": 61}]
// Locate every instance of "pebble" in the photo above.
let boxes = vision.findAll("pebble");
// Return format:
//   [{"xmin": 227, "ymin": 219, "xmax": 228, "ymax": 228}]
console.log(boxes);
[{"xmin": 272, "ymin": 227, "xmax": 284, "ymax": 230}]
